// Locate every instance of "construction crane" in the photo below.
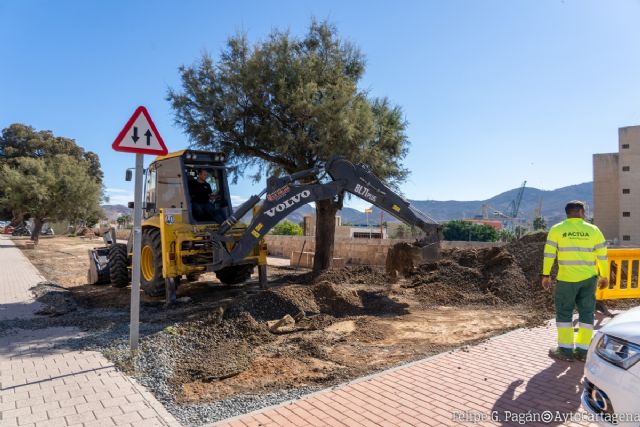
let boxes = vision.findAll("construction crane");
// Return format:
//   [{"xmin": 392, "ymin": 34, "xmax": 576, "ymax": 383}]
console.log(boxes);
[{"xmin": 507, "ymin": 180, "xmax": 527, "ymax": 219}]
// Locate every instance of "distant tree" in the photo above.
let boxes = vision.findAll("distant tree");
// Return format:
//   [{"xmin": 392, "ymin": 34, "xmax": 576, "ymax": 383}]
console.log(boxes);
[
  {"xmin": 533, "ymin": 216, "xmax": 547, "ymax": 231},
  {"xmin": 116, "ymin": 214, "xmax": 132, "ymax": 229},
  {"xmin": 168, "ymin": 19, "xmax": 409, "ymax": 273},
  {"xmin": 0, "ymin": 155, "xmax": 103, "ymax": 243},
  {"xmin": 514, "ymin": 225, "xmax": 528, "ymax": 239},
  {"xmin": 0, "ymin": 124, "xmax": 105, "ymax": 223},
  {"xmin": 496, "ymin": 228, "xmax": 515, "ymax": 242},
  {"xmin": 392, "ymin": 223, "xmax": 411, "ymax": 239},
  {"xmin": 272, "ymin": 220, "xmax": 304, "ymax": 236},
  {"xmin": 442, "ymin": 220, "xmax": 498, "ymax": 242}
]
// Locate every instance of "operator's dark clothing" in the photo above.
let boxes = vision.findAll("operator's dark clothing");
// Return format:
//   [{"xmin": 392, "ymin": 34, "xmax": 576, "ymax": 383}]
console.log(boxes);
[
  {"xmin": 188, "ymin": 178, "xmax": 225, "ymax": 223},
  {"xmin": 188, "ymin": 179, "xmax": 213, "ymax": 204}
]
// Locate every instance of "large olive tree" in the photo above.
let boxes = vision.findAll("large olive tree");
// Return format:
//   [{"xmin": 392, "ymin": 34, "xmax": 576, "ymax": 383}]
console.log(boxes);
[{"xmin": 168, "ymin": 20, "xmax": 410, "ymax": 272}]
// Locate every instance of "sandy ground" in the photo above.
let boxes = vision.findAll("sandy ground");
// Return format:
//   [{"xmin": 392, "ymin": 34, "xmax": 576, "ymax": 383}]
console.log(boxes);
[{"xmin": 17, "ymin": 236, "xmax": 538, "ymax": 405}]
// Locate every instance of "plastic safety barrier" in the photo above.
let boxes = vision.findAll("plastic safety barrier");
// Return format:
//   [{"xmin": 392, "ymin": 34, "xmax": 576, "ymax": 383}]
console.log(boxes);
[{"xmin": 597, "ymin": 248, "xmax": 640, "ymax": 300}]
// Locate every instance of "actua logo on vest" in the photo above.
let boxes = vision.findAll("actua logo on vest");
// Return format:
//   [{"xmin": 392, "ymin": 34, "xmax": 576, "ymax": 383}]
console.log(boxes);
[{"xmin": 562, "ymin": 231, "xmax": 590, "ymax": 238}]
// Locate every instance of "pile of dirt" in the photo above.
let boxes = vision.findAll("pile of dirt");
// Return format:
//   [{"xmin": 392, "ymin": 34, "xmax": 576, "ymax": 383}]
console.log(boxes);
[
  {"xmin": 30, "ymin": 281, "xmax": 78, "ymax": 316},
  {"xmin": 164, "ymin": 273, "xmax": 406, "ymax": 393},
  {"xmin": 315, "ymin": 265, "xmax": 389, "ymax": 287},
  {"xmin": 224, "ymin": 279, "xmax": 390, "ymax": 321},
  {"xmin": 169, "ymin": 311, "xmax": 275, "ymax": 384},
  {"xmin": 402, "ymin": 232, "xmax": 554, "ymax": 311}
]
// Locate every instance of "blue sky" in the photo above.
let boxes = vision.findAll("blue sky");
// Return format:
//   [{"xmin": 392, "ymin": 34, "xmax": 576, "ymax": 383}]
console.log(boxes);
[{"xmin": 2, "ymin": 0, "xmax": 639, "ymax": 211}]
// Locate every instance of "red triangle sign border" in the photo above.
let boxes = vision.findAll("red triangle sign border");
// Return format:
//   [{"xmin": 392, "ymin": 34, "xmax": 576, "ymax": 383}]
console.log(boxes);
[{"xmin": 112, "ymin": 106, "xmax": 168, "ymax": 155}]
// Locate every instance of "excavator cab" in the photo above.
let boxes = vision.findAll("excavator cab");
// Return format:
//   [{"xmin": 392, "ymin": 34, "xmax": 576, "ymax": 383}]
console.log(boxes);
[{"xmin": 143, "ymin": 150, "xmax": 233, "ymax": 225}]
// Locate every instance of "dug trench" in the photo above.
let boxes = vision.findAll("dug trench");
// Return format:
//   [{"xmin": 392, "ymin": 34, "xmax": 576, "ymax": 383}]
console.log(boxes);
[{"xmin": 16, "ymin": 233, "xmax": 626, "ymax": 425}]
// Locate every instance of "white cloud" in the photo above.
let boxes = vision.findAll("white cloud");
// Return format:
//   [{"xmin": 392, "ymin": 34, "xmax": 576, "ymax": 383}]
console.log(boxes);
[
  {"xmin": 230, "ymin": 195, "xmax": 248, "ymax": 206},
  {"xmin": 105, "ymin": 188, "xmax": 134, "ymax": 205},
  {"xmin": 105, "ymin": 188, "xmax": 131, "ymax": 193}
]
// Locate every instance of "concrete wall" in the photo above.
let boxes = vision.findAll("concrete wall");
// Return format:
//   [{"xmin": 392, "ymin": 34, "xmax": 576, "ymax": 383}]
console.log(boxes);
[
  {"xmin": 618, "ymin": 126, "xmax": 640, "ymax": 245},
  {"xmin": 264, "ymin": 235, "xmax": 505, "ymax": 266},
  {"xmin": 593, "ymin": 153, "xmax": 619, "ymax": 241}
]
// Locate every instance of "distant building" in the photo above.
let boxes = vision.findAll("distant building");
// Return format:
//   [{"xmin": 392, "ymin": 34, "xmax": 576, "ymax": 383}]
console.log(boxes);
[
  {"xmin": 302, "ymin": 215, "xmax": 387, "ymax": 239},
  {"xmin": 593, "ymin": 126, "xmax": 640, "ymax": 245}
]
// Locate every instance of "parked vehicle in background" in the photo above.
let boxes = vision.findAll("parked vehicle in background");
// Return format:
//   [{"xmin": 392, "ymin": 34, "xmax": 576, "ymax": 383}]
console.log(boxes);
[
  {"xmin": 11, "ymin": 222, "xmax": 32, "ymax": 237},
  {"xmin": 582, "ymin": 307, "xmax": 640, "ymax": 426},
  {"xmin": 3, "ymin": 225, "xmax": 15, "ymax": 234}
]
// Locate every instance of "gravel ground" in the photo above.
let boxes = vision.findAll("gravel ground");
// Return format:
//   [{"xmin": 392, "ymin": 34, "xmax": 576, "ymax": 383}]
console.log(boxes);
[{"xmin": 0, "ymin": 282, "xmax": 328, "ymax": 426}]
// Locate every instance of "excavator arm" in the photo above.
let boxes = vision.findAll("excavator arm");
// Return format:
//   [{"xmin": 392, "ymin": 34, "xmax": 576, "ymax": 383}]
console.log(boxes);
[{"xmin": 210, "ymin": 156, "xmax": 441, "ymax": 270}]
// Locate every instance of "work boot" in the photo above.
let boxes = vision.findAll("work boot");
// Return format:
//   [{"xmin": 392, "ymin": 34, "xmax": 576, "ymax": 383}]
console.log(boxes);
[
  {"xmin": 548, "ymin": 347, "xmax": 574, "ymax": 362},
  {"xmin": 573, "ymin": 349, "xmax": 588, "ymax": 362}
]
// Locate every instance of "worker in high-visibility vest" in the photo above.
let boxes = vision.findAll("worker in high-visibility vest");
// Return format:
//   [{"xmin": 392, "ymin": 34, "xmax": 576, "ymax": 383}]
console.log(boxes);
[{"xmin": 542, "ymin": 200, "xmax": 608, "ymax": 362}]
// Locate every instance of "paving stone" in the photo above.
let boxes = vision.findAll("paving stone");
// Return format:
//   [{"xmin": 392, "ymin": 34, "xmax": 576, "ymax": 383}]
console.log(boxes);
[{"xmin": 0, "ymin": 237, "xmax": 178, "ymax": 427}]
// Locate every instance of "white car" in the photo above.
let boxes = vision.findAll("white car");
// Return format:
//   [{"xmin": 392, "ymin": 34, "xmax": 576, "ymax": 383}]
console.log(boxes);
[{"xmin": 582, "ymin": 306, "xmax": 640, "ymax": 426}]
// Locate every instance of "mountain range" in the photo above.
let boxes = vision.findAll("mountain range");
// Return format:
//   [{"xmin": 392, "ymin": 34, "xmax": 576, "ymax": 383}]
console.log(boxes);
[{"xmin": 102, "ymin": 181, "xmax": 593, "ymax": 226}]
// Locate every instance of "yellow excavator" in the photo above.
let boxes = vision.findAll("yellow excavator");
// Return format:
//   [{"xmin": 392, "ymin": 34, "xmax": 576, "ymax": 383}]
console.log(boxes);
[{"xmin": 88, "ymin": 149, "xmax": 442, "ymax": 301}]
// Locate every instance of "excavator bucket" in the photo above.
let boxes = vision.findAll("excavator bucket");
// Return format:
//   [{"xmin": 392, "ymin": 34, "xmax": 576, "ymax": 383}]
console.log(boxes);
[
  {"xmin": 87, "ymin": 247, "xmax": 110, "ymax": 285},
  {"xmin": 385, "ymin": 236, "xmax": 441, "ymax": 278}
]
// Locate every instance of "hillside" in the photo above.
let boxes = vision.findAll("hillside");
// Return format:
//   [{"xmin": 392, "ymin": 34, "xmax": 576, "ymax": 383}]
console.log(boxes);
[
  {"xmin": 102, "ymin": 181, "xmax": 592, "ymax": 226},
  {"xmin": 102, "ymin": 204, "xmax": 132, "ymax": 221},
  {"xmin": 344, "ymin": 182, "xmax": 592, "ymax": 225}
]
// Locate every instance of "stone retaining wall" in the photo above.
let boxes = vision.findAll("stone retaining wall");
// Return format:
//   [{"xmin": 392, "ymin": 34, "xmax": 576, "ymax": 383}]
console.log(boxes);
[{"xmin": 265, "ymin": 235, "xmax": 505, "ymax": 266}]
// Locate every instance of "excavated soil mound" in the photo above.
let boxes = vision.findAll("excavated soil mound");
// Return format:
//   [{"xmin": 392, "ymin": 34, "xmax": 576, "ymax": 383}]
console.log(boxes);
[
  {"xmin": 30, "ymin": 281, "xmax": 78, "ymax": 316},
  {"xmin": 225, "ymin": 279, "xmax": 380, "ymax": 321},
  {"xmin": 315, "ymin": 265, "xmax": 389, "ymax": 287},
  {"xmin": 170, "ymin": 312, "xmax": 274, "ymax": 384},
  {"xmin": 312, "ymin": 281, "xmax": 364, "ymax": 316},
  {"xmin": 403, "ymin": 232, "xmax": 553, "ymax": 310}
]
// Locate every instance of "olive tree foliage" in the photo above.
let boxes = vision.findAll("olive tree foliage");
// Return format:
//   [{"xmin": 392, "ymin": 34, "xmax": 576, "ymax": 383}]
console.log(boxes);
[
  {"xmin": 168, "ymin": 20, "xmax": 410, "ymax": 271},
  {"xmin": 0, "ymin": 124, "xmax": 105, "ymax": 241}
]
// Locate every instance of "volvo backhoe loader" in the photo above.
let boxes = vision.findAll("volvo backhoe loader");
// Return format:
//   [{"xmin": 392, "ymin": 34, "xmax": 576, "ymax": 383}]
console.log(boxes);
[{"xmin": 89, "ymin": 150, "xmax": 442, "ymax": 301}]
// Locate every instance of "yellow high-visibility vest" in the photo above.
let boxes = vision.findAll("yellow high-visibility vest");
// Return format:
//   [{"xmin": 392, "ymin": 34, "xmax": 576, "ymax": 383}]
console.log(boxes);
[{"xmin": 543, "ymin": 218, "xmax": 608, "ymax": 282}]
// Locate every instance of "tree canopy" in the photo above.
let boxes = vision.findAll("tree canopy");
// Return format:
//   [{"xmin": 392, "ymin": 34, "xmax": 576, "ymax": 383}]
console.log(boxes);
[
  {"xmin": 168, "ymin": 20, "xmax": 411, "ymax": 271},
  {"xmin": 0, "ymin": 123, "xmax": 103, "ymax": 182},
  {"xmin": 0, "ymin": 124, "xmax": 105, "ymax": 241}
]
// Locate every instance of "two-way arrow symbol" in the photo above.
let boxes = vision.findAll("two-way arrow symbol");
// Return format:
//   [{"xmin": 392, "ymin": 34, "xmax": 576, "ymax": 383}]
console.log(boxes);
[{"xmin": 131, "ymin": 127, "xmax": 152, "ymax": 145}]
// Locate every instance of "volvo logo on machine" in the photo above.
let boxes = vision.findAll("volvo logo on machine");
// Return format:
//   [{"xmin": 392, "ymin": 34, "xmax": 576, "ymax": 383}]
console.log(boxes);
[
  {"xmin": 354, "ymin": 184, "xmax": 377, "ymax": 203},
  {"xmin": 264, "ymin": 190, "xmax": 311, "ymax": 217}
]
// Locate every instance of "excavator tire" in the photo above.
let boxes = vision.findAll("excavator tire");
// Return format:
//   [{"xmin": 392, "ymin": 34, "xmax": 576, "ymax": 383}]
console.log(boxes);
[
  {"xmin": 109, "ymin": 243, "xmax": 129, "ymax": 288},
  {"xmin": 140, "ymin": 228, "xmax": 165, "ymax": 297},
  {"xmin": 215, "ymin": 265, "xmax": 254, "ymax": 285}
]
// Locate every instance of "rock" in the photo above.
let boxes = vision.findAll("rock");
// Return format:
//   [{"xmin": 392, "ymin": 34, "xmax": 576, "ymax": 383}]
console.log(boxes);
[
  {"xmin": 293, "ymin": 311, "xmax": 305, "ymax": 322},
  {"xmin": 177, "ymin": 296, "xmax": 192, "ymax": 303},
  {"xmin": 268, "ymin": 314, "xmax": 296, "ymax": 333}
]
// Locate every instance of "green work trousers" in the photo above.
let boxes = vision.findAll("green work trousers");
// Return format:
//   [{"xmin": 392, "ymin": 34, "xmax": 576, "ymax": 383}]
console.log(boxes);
[{"xmin": 555, "ymin": 276, "xmax": 596, "ymax": 353}]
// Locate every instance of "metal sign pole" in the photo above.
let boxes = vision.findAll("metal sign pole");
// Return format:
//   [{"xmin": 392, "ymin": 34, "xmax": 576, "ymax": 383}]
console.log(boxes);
[{"xmin": 130, "ymin": 153, "xmax": 144, "ymax": 351}]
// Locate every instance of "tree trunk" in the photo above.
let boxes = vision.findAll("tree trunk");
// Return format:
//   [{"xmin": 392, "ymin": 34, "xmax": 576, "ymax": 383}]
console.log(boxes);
[
  {"xmin": 313, "ymin": 199, "xmax": 339, "ymax": 273},
  {"xmin": 11, "ymin": 211, "xmax": 24, "ymax": 227},
  {"xmin": 31, "ymin": 217, "xmax": 43, "ymax": 244}
]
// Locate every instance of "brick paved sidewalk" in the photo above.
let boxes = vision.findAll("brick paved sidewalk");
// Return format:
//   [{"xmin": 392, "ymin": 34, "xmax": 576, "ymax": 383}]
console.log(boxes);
[
  {"xmin": 215, "ymin": 321, "xmax": 601, "ymax": 427},
  {"xmin": 0, "ymin": 236, "xmax": 180, "ymax": 427}
]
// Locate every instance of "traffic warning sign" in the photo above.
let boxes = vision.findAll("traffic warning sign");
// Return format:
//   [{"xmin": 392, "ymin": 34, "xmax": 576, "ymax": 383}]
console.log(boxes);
[{"xmin": 112, "ymin": 106, "xmax": 168, "ymax": 155}]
